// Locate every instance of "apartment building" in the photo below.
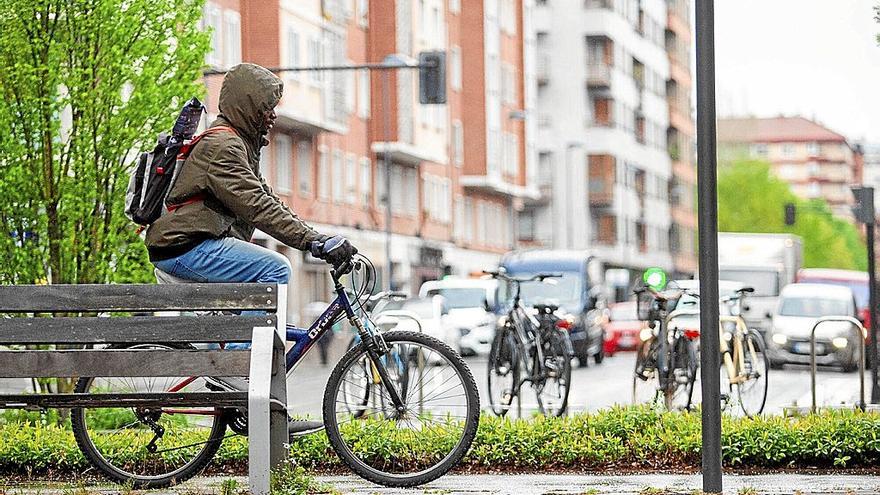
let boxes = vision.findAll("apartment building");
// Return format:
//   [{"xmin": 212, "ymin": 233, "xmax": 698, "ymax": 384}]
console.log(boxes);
[
  {"xmin": 717, "ymin": 116, "xmax": 860, "ymax": 218},
  {"xmin": 200, "ymin": 0, "xmax": 533, "ymax": 322},
  {"xmin": 665, "ymin": 0, "xmax": 696, "ymax": 277},
  {"xmin": 522, "ymin": 0, "xmax": 678, "ymax": 281}
]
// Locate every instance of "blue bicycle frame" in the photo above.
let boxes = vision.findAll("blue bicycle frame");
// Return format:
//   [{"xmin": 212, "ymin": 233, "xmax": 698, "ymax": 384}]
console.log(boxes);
[{"xmin": 284, "ymin": 276, "xmax": 360, "ymax": 372}]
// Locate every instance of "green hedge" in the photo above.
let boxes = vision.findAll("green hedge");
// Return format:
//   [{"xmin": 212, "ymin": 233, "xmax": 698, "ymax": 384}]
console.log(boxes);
[{"xmin": 2, "ymin": 407, "xmax": 879, "ymax": 476}]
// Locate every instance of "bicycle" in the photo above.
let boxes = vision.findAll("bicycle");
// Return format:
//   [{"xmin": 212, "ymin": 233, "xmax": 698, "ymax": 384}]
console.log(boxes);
[
  {"xmin": 718, "ymin": 287, "xmax": 769, "ymax": 417},
  {"xmin": 632, "ymin": 285, "xmax": 700, "ymax": 411},
  {"xmin": 485, "ymin": 270, "xmax": 572, "ymax": 418},
  {"xmin": 68, "ymin": 250, "xmax": 481, "ymax": 488}
]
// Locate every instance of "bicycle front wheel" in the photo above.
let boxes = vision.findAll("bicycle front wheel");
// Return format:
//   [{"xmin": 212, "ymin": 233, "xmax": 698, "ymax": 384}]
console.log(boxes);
[
  {"xmin": 633, "ymin": 339, "xmax": 660, "ymax": 406},
  {"xmin": 70, "ymin": 343, "xmax": 226, "ymax": 489},
  {"xmin": 737, "ymin": 329, "xmax": 769, "ymax": 417},
  {"xmin": 323, "ymin": 330, "xmax": 480, "ymax": 487},
  {"xmin": 487, "ymin": 324, "xmax": 521, "ymax": 417}
]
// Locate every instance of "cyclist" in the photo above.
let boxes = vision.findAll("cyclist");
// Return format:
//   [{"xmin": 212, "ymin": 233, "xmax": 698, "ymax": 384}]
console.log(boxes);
[{"xmin": 145, "ymin": 63, "xmax": 356, "ymax": 435}]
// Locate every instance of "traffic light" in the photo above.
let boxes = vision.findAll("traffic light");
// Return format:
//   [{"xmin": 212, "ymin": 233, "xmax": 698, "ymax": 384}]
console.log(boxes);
[
  {"xmin": 784, "ymin": 203, "xmax": 796, "ymax": 226},
  {"xmin": 851, "ymin": 186, "xmax": 876, "ymax": 224},
  {"xmin": 418, "ymin": 51, "xmax": 446, "ymax": 104}
]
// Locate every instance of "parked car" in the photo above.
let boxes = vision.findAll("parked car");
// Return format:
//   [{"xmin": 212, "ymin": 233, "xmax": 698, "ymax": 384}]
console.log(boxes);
[
  {"xmin": 603, "ymin": 301, "xmax": 644, "ymax": 355},
  {"xmin": 796, "ymin": 268, "xmax": 870, "ymax": 330},
  {"xmin": 666, "ymin": 279, "xmax": 747, "ymax": 334},
  {"xmin": 765, "ymin": 283, "xmax": 860, "ymax": 371},
  {"xmin": 418, "ymin": 278, "xmax": 497, "ymax": 356},
  {"xmin": 499, "ymin": 250, "xmax": 607, "ymax": 367},
  {"xmin": 373, "ymin": 296, "xmax": 462, "ymax": 362}
]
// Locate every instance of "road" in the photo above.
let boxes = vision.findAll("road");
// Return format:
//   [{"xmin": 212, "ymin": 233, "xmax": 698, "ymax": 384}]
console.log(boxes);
[{"xmin": 0, "ymin": 338, "xmax": 869, "ymax": 418}]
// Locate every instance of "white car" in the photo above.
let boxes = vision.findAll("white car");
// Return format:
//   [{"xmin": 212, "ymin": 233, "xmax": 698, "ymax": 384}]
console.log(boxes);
[
  {"xmin": 765, "ymin": 283, "xmax": 860, "ymax": 371},
  {"xmin": 419, "ymin": 278, "xmax": 498, "ymax": 356},
  {"xmin": 374, "ymin": 296, "xmax": 462, "ymax": 362}
]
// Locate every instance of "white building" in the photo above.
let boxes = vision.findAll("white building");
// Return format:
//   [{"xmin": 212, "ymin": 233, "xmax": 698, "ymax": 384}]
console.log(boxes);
[{"xmin": 521, "ymin": 0, "xmax": 674, "ymax": 274}]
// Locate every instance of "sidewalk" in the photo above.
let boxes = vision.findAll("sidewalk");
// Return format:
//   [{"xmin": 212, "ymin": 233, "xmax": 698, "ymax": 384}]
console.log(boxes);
[{"xmin": 5, "ymin": 474, "xmax": 880, "ymax": 495}]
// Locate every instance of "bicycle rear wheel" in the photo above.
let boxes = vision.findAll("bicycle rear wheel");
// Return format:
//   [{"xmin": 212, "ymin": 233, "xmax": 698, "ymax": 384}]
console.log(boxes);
[
  {"xmin": 487, "ymin": 324, "xmax": 521, "ymax": 417},
  {"xmin": 664, "ymin": 336, "xmax": 697, "ymax": 411},
  {"xmin": 737, "ymin": 329, "xmax": 769, "ymax": 417},
  {"xmin": 70, "ymin": 343, "xmax": 226, "ymax": 489},
  {"xmin": 323, "ymin": 330, "xmax": 480, "ymax": 487},
  {"xmin": 537, "ymin": 330, "xmax": 571, "ymax": 417}
]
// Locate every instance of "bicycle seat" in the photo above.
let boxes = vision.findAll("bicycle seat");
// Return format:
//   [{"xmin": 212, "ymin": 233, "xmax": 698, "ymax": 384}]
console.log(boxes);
[
  {"xmin": 533, "ymin": 303, "xmax": 559, "ymax": 314},
  {"xmin": 154, "ymin": 268, "xmax": 196, "ymax": 284}
]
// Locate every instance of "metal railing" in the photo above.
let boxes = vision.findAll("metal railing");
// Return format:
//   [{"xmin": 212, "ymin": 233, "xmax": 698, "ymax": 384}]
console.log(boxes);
[{"xmin": 810, "ymin": 316, "xmax": 867, "ymax": 413}]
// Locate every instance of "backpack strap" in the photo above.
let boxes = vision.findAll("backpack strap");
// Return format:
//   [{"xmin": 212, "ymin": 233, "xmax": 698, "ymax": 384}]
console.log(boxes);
[{"xmin": 166, "ymin": 126, "xmax": 238, "ymax": 212}]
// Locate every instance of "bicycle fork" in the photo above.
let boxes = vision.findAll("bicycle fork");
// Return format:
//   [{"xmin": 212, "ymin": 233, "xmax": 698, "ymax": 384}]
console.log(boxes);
[{"xmin": 352, "ymin": 317, "xmax": 407, "ymax": 414}]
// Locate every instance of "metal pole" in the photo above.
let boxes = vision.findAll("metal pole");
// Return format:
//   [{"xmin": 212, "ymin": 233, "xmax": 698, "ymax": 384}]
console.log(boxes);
[
  {"xmin": 868, "ymin": 222, "xmax": 878, "ymax": 402},
  {"xmin": 695, "ymin": 0, "xmax": 722, "ymax": 492},
  {"xmin": 382, "ymin": 71, "xmax": 394, "ymax": 291}
]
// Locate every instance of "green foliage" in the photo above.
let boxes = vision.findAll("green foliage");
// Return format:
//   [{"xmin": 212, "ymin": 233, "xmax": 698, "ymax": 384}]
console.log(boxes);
[
  {"xmin": 0, "ymin": 0, "xmax": 210, "ymax": 284},
  {"xmin": 4, "ymin": 407, "xmax": 880, "ymax": 477},
  {"xmin": 718, "ymin": 160, "xmax": 867, "ymax": 271},
  {"xmin": 271, "ymin": 462, "xmax": 338, "ymax": 495}
]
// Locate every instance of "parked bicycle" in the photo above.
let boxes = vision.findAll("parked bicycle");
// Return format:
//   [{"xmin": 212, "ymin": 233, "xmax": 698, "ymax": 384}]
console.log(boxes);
[
  {"xmin": 718, "ymin": 287, "xmax": 769, "ymax": 417},
  {"xmin": 485, "ymin": 270, "xmax": 572, "ymax": 417},
  {"xmin": 69, "ymin": 249, "xmax": 480, "ymax": 488},
  {"xmin": 632, "ymin": 282, "xmax": 700, "ymax": 411}
]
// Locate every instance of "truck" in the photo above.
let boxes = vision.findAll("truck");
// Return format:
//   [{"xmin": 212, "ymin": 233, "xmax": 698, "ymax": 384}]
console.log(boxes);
[{"xmin": 717, "ymin": 232, "xmax": 803, "ymax": 335}]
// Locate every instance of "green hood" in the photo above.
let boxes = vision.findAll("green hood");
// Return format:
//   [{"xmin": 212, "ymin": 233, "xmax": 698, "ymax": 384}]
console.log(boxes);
[{"xmin": 218, "ymin": 63, "xmax": 282, "ymax": 148}]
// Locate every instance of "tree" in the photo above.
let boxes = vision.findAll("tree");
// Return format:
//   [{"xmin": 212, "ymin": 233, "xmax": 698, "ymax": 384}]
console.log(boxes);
[
  {"xmin": 718, "ymin": 160, "xmax": 867, "ymax": 271},
  {"xmin": 0, "ymin": 0, "xmax": 210, "ymax": 285}
]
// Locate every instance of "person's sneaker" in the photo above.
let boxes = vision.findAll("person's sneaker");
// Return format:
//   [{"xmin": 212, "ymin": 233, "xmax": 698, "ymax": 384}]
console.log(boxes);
[
  {"xmin": 205, "ymin": 376, "xmax": 249, "ymax": 392},
  {"xmin": 288, "ymin": 419, "xmax": 324, "ymax": 438}
]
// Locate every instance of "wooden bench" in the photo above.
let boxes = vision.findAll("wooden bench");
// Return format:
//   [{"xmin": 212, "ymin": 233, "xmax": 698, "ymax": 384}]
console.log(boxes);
[{"xmin": 0, "ymin": 283, "xmax": 289, "ymax": 494}]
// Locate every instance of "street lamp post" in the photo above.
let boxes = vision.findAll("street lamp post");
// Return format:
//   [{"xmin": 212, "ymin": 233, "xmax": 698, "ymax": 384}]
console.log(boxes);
[{"xmin": 695, "ymin": 0, "xmax": 723, "ymax": 493}]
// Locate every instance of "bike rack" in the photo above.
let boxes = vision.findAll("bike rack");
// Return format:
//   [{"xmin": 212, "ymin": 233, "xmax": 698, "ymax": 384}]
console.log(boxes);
[{"xmin": 809, "ymin": 316, "xmax": 867, "ymax": 414}]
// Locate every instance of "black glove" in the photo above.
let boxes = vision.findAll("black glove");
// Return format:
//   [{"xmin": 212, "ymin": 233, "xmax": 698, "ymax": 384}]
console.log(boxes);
[{"xmin": 310, "ymin": 235, "xmax": 357, "ymax": 266}]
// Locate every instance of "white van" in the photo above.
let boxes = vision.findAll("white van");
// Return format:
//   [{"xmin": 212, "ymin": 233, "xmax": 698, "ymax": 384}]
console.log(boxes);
[{"xmin": 418, "ymin": 278, "xmax": 498, "ymax": 356}]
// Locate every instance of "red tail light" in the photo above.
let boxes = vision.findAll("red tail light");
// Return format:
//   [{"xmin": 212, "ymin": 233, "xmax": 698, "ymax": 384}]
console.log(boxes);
[
  {"xmin": 684, "ymin": 329, "xmax": 700, "ymax": 340},
  {"xmin": 556, "ymin": 319, "xmax": 573, "ymax": 331}
]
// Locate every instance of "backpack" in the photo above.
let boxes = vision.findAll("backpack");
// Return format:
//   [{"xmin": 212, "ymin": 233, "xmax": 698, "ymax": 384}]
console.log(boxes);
[{"xmin": 124, "ymin": 97, "xmax": 236, "ymax": 226}]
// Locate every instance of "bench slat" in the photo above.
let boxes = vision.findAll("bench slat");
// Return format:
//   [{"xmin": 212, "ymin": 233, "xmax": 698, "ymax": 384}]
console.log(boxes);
[
  {"xmin": 0, "ymin": 284, "xmax": 278, "ymax": 313},
  {"xmin": 0, "ymin": 349, "xmax": 251, "ymax": 378},
  {"xmin": 0, "ymin": 392, "xmax": 248, "ymax": 409},
  {"xmin": 0, "ymin": 315, "xmax": 276, "ymax": 344}
]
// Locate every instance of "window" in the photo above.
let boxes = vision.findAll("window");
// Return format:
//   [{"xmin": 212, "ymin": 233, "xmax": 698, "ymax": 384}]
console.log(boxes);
[
  {"xmin": 357, "ymin": 69, "xmax": 370, "ymax": 118},
  {"xmin": 308, "ymin": 37, "xmax": 322, "ymax": 84},
  {"xmin": 452, "ymin": 120, "xmax": 464, "ymax": 166},
  {"xmin": 345, "ymin": 153, "xmax": 357, "ymax": 204},
  {"xmin": 450, "ymin": 0, "xmax": 460, "ymax": 14},
  {"xmin": 752, "ymin": 143, "xmax": 768, "ymax": 157},
  {"xmin": 783, "ymin": 144, "xmax": 795, "ymax": 157},
  {"xmin": 332, "ymin": 150, "xmax": 344, "ymax": 203},
  {"xmin": 450, "ymin": 46, "xmax": 462, "ymax": 91},
  {"xmin": 286, "ymin": 28, "xmax": 300, "ymax": 81},
  {"xmin": 807, "ymin": 141, "xmax": 820, "ymax": 156},
  {"xmin": 463, "ymin": 198, "xmax": 474, "ymax": 242},
  {"xmin": 274, "ymin": 134, "xmax": 292, "ymax": 192},
  {"xmin": 297, "ymin": 140, "xmax": 312, "ymax": 195},
  {"xmin": 318, "ymin": 147, "xmax": 330, "ymax": 200},
  {"xmin": 359, "ymin": 158, "xmax": 371, "ymax": 206},
  {"xmin": 203, "ymin": 3, "xmax": 222, "ymax": 67},
  {"xmin": 223, "ymin": 11, "xmax": 241, "ymax": 68},
  {"xmin": 375, "ymin": 161, "xmax": 386, "ymax": 209}
]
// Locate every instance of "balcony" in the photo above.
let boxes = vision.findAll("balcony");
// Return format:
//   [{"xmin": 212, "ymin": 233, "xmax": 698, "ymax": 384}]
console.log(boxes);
[
  {"xmin": 586, "ymin": 63, "xmax": 611, "ymax": 89},
  {"xmin": 589, "ymin": 154, "xmax": 615, "ymax": 206},
  {"xmin": 593, "ymin": 214, "xmax": 617, "ymax": 245}
]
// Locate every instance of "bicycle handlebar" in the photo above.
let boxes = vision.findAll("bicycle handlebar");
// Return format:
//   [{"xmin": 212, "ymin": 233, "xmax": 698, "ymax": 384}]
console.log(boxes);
[{"xmin": 482, "ymin": 270, "xmax": 563, "ymax": 284}]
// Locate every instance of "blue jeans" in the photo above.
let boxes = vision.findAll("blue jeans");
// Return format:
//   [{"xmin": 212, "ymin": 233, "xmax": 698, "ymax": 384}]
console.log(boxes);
[{"xmin": 153, "ymin": 237, "xmax": 291, "ymax": 349}]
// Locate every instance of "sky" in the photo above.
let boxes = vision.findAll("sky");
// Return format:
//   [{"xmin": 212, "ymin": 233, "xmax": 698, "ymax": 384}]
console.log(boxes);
[{"xmin": 713, "ymin": 0, "xmax": 880, "ymax": 143}]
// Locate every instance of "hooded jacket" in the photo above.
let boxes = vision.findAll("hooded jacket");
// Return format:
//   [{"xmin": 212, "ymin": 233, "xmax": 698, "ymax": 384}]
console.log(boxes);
[{"xmin": 145, "ymin": 63, "xmax": 324, "ymax": 261}]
